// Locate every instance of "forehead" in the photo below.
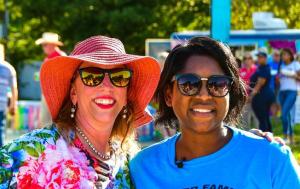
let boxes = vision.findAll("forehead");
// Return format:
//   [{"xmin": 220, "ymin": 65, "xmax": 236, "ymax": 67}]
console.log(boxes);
[
  {"xmin": 42, "ymin": 43, "xmax": 55, "ymax": 47},
  {"xmin": 79, "ymin": 61, "xmax": 126, "ymax": 69},
  {"xmin": 257, "ymin": 55, "xmax": 266, "ymax": 58},
  {"xmin": 181, "ymin": 55, "xmax": 224, "ymax": 76}
]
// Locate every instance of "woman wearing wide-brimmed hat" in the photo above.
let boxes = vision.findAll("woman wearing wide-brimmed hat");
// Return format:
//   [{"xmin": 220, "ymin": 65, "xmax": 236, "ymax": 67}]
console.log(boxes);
[{"xmin": 0, "ymin": 36, "xmax": 160, "ymax": 188}]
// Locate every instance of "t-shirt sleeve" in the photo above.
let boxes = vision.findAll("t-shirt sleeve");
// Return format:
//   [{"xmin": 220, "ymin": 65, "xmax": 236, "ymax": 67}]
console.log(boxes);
[
  {"xmin": 9, "ymin": 66, "xmax": 17, "ymax": 88},
  {"xmin": 272, "ymin": 147, "xmax": 300, "ymax": 188}
]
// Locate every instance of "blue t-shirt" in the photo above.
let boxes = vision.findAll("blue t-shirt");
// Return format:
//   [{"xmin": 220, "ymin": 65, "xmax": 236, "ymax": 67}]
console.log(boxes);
[
  {"xmin": 130, "ymin": 127, "xmax": 300, "ymax": 189},
  {"xmin": 250, "ymin": 64, "xmax": 272, "ymax": 92}
]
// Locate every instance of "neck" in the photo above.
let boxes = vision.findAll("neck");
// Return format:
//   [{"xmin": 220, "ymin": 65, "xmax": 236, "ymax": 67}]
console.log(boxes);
[
  {"xmin": 245, "ymin": 64, "xmax": 252, "ymax": 69},
  {"xmin": 47, "ymin": 46, "xmax": 59, "ymax": 56},
  {"xmin": 176, "ymin": 125, "xmax": 232, "ymax": 161},
  {"xmin": 75, "ymin": 114, "xmax": 113, "ymax": 155},
  {"xmin": 285, "ymin": 60, "xmax": 292, "ymax": 64}
]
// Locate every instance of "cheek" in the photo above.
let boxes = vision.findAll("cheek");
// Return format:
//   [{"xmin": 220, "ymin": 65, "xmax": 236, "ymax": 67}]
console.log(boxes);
[
  {"xmin": 73, "ymin": 81, "xmax": 94, "ymax": 104},
  {"xmin": 171, "ymin": 90, "xmax": 189, "ymax": 115},
  {"xmin": 76, "ymin": 88, "xmax": 91, "ymax": 106},
  {"xmin": 116, "ymin": 88, "xmax": 128, "ymax": 105},
  {"xmin": 217, "ymin": 96, "xmax": 230, "ymax": 118}
]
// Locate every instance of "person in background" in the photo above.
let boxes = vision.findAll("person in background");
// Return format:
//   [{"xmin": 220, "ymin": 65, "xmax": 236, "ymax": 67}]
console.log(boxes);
[
  {"xmin": 130, "ymin": 37, "xmax": 300, "ymax": 188},
  {"xmin": 157, "ymin": 51, "xmax": 169, "ymax": 71},
  {"xmin": 154, "ymin": 50, "xmax": 177, "ymax": 139},
  {"xmin": 35, "ymin": 32, "xmax": 67, "ymax": 127},
  {"xmin": 268, "ymin": 49, "xmax": 281, "ymax": 94},
  {"xmin": 250, "ymin": 51, "xmax": 275, "ymax": 132},
  {"xmin": 0, "ymin": 59, "xmax": 18, "ymax": 147},
  {"xmin": 278, "ymin": 48, "xmax": 300, "ymax": 145},
  {"xmin": 239, "ymin": 52, "xmax": 258, "ymax": 129},
  {"xmin": 35, "ymin": 32, "xmax": 67, "ymax": 62}
]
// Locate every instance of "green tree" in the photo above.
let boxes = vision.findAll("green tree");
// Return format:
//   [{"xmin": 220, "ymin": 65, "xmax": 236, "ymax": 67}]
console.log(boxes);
[
  {"xmin": 231, "ymin": 0, "xmax": 300, "ymax": 29},
  {"xmin": 1, "ymin": 0, "xmax": 211, "ymax": 69},
  {"xmin": 1, "ymin": 0, "xmax": 300, "ymax": 70}
]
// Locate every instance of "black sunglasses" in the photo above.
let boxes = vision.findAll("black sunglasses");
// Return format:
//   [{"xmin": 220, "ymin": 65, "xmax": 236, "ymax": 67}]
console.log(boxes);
[
  {"xmin": 172, "ymin": 73, "xmax": 233, "ymax": 97},
  {"xmin": 78, "ymin": 67, "xmax": 132, "ymax": 87}
]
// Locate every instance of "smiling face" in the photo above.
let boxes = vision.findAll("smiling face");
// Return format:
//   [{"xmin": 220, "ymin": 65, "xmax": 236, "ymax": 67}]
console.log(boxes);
[
  {"xmin": 70, "ymin": 62, "xmax": 128, "ymax": 128},
  {"xmin": 42, "ymin": 43, "xmax": 57, "ymax": 55},
  {"xmin": 282, "ymin": 51, "xmax": 293, "ymax": 63},
  {"xmin": 165, "ymin": 55, "xmax": 229, "ymax": 134},
  {"xmin": 243, "ymin": 54, "xmax": 254, "ymax": 68},
  {"xmin": 257, "ymin": 55, "xmax": 267, "ymax": 65}
]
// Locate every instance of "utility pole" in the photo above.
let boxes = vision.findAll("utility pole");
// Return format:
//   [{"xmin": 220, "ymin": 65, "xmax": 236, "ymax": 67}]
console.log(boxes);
[
  {"xmin": 210, "ymin": 0, "xmax": 231, "ymax": 43},
  {"xmin": 3, "ymin": 0, "xmax": 9, "ymax": 60}
]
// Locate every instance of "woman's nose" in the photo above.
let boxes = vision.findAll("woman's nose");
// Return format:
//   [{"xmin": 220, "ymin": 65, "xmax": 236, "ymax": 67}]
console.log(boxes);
[
  {"xmin": 100, "ymin": 73, "xmax": 113, "ymax": 88},
  {"xmin": 196, "ymin": 81, "xmax": 212, "ymax": 100}
]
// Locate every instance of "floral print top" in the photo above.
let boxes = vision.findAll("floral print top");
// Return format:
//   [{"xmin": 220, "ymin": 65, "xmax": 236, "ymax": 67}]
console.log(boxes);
[{"xmin": 0, "ymin": 125, "xmax": 132, "ymax": 189}]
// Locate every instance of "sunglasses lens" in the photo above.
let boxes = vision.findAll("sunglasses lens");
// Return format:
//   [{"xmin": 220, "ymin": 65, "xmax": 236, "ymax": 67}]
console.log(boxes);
[
  {"xmin": 110, "ymin": 69, "xmax": 132, "ymax": 87},
  {"xmin": 177, "ymin": 74, "xmax": 200, "ymax": 96},
  {"xmin": 207, "ymin": 76, "xmax": 232, "ymax": 97},
  {"xmin": 79, "ymin": 68, "xmax": 104, "ymax": 87}
]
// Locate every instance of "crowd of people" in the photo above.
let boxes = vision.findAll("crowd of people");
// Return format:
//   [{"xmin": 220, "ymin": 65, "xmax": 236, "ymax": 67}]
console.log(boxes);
[
  {"xmin": 0, "ymin": 35, "xmax": 299, "ymax": 188},
  {"xmin": 238, "ymin": 48, "xmax": 300, "ymax": 145}
]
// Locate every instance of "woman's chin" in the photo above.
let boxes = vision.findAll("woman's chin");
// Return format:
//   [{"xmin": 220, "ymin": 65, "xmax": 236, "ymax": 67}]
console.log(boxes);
[{"xmin": 94, "ymin": 114, "xmax": 119, "ymax": 124}]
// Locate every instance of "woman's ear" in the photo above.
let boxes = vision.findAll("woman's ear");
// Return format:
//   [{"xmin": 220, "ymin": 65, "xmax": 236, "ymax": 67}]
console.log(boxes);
[
  {"xmin": 165, "ymin": 85, "xmax": 173, "ymax": 107},
  {"xmin": 70, "ymin": 84, "xmax": 77, "ymax": 105}
]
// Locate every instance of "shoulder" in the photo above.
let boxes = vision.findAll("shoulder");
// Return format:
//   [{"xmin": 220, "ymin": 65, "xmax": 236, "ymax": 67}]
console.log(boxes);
[
  {"xmin": 257, "ymin": 66, "xmax": 270, "ymax": 76},
  {"xmin": 5, "ymin": 125, "xmax": 59, "ymax": 147},
  {"xmin": 234, "ymin": 128, "xmax": 300, "ymax": 186},
  {"xmin": 293, "ymin": 61, "xmax": 300, "ymax": 69},
  {"xmin": 232, "ymin": 127, "xmax": 293, "ymax": 158},
  {"xmin": 239, "ymin": 67, "xmax": 246, "ymax": 72},
  {"xmin": 0, "ymin": 61, "xmax": 16, "ymax": 75},
  {"xmin": 251, "ymin": 65, "xmax": 257, "ymax": 71},
  {"xmin": 130, "ymin": 134, "xmax": 177, "ymax": 167},
  {"xmin": 0, "ymin": 125, "xmax": 60, "ymax": 161},
  {"xmin": 262, "ymin": 65, "xmax": 271, "ymax": 71},
  {"xmin": 57, "ymin": 50, "xmax": 67, "ymax": 56}
]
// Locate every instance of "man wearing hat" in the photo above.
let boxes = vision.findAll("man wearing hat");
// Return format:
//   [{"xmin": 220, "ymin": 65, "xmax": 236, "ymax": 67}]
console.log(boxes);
[
  {"xmin": 36, "ymin": 32, "xmax": 66, "ymax": 127},
  {"xmin": 36, "ymin": 32, "xmax": 66, "ymax": 62}
]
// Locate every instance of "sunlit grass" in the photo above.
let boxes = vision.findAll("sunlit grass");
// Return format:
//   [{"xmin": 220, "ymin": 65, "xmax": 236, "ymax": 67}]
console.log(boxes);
[{"xmin": 271, "ymin": 118, "xmax": 300, "ymax": 164}]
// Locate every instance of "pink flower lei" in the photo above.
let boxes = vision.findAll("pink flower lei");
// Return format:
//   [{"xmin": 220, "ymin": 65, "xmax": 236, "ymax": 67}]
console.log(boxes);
[{"xmin": 17, "ymin": 137, "xmax": 98, "ymax": 189}]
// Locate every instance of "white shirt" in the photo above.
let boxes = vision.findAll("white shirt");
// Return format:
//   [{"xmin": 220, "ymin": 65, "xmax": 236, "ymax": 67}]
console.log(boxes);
[{"xmin": 280, "ymin": 61, "xmax": 300, "ymax": 91}]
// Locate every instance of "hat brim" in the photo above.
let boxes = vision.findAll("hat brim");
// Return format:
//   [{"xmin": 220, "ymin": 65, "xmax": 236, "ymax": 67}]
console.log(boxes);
[
  {"xmin": 35, "ymin": 38, "xmax": 64, "ymax": 46},
  {"xmin": 40, "ymin": 51, "xmax": 160, "ymax": 127}
]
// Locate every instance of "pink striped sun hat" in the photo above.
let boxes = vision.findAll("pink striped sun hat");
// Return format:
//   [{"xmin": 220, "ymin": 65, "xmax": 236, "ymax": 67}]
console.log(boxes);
[{"xmin": 40, "ymin": 35, "xmax": 160, "ymax": 127}]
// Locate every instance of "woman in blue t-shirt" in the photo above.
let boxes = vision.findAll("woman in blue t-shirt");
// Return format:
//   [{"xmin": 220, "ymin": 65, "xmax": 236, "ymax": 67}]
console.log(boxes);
[
  {"xmin": 250, "ymin": 51, "xmax": 275, "ymax": 132},
  {"xmin": 130, "ymin": 37, "xmax": 300, "ymax": 189}
]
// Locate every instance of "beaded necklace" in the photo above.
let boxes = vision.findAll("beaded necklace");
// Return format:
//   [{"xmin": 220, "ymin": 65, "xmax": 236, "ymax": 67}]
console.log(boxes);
[{"xmin": 76, "ymin": 126, "xmax": 113, "ymax": 160}]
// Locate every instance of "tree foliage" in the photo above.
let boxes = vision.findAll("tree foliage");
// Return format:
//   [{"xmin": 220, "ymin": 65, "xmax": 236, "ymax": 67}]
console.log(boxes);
[
  {"xmin": 231, "ymin": 0, "xmax": 300, "ymax": 30},
  {"xmin": 0, "ymin": 0, "xmax": 299, "ymax": 69}
]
